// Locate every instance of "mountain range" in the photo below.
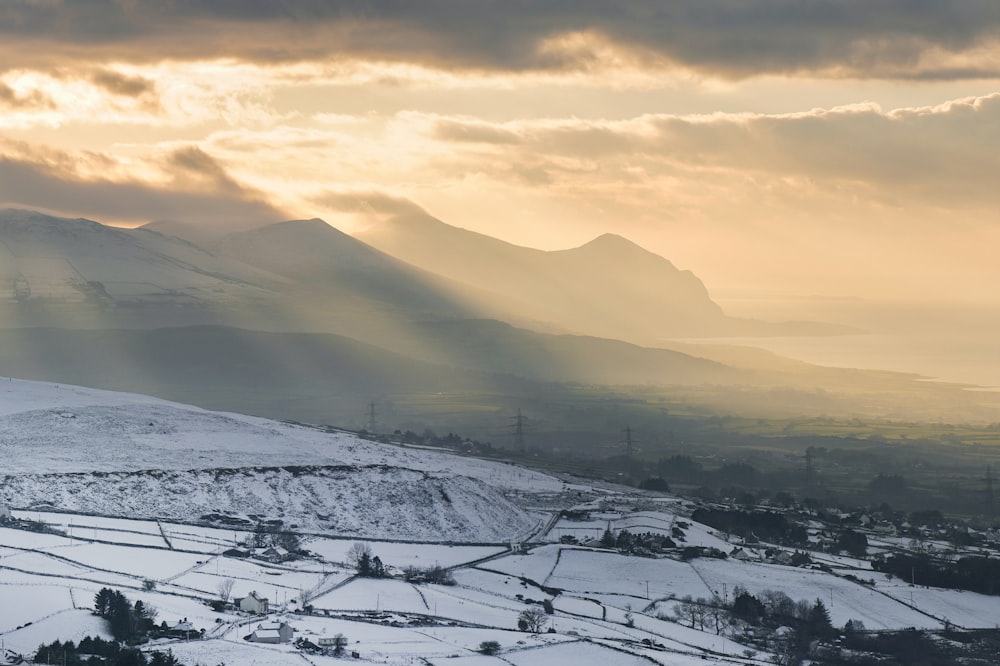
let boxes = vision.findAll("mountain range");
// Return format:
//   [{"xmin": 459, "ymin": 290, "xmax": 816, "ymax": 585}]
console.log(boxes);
[
  {"xmin": 356, "ymin": 211, "xmax": 847, "ymax": 341},
  {"xmin": 1, "ymin": 208, "xmax": 844, "ymax": 337},
  {"xmin": 3, "ymin": 207, "xmax": 989, "ymax": 441}
]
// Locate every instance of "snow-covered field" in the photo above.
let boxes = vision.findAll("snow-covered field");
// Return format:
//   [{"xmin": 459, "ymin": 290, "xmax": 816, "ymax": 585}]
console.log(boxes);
[
  {"xmin": 0, "ymin": 377, "xmax": 545, "ymax": 542},
  {"xmin": 0, "ymin": 514, "xmax": 776, "ymax": 664},
  {"xmin": 0, "ymin": 377, "xmax": 560, "ymax": 491},
  {"xmin": 2, "ymin": 378, "xmax": 999, "ymax": 665}
]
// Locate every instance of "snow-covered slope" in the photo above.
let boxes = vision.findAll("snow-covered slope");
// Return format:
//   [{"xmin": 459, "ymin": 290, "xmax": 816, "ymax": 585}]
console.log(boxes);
[
  {"xmin": 0, "ymin": 209, "xmax": 281, "ymax": 303},
  {"xmin": 0, "ymin": 377, "xmax": 557, "ymax": 541},
  {"xmin": 1, "ymin": 466, "xmax": 537, "ymax": 541}
]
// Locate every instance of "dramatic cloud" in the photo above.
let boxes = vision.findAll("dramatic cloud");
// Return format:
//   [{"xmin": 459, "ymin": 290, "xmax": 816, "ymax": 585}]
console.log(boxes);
[
  {"xmin": 2, "ymin": 1, "xmax": 1000, "ymax": 79},
  {"xmin": 0, "ymin": 147, "xmax": 285, "ymax": 227},
  {"xmin": 2, "ymin": 1, "xmax": 999, "ymax": 302},
  {"xmin": 413, "ymin": 93, "xmax": 1000, "ymax": 212}
]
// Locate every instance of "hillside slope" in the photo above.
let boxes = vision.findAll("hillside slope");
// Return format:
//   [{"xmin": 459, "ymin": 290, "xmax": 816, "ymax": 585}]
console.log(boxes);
[
  {"xmin": 0, "ymin": 377, "xmax": 556, "ymax": 541},
  {"xmin": 1, "ymin": 466, "xmax": 538, "ymax": 541}
]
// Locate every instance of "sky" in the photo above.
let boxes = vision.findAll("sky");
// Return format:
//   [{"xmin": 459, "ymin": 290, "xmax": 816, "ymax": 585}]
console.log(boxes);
[{"xmin": 2, "ymin": 1, "xmax": 1000, "ymax": 304}]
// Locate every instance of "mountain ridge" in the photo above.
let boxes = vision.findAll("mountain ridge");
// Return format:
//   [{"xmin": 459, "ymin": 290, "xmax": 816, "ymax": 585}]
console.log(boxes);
[{"xmin": 358, "ymin": 211, "xmax": 830, "ymax": 341}]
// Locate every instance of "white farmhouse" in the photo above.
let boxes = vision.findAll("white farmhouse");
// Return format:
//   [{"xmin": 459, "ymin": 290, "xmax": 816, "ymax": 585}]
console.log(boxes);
[{"xmin": 237, "ymin": 590, "xmax": 269, "ymax": 615}]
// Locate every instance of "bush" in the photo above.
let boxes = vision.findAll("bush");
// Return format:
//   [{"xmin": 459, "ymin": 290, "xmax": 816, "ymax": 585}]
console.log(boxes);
[
  {"xmin": 478, "ymin": 640, "xmax": 501, "ymax": 655},
  {"xmin": 639, "ymin": 477, "xmax": 670, "ymax": 492}
]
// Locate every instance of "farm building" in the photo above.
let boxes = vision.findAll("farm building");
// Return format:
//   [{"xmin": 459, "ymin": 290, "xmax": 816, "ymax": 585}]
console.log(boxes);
[
  {"xmin": 249, "ymin": 620, "xmax": 293, "ymax": 644},
  {"xmin": 237, "ymin": 590, "xmax": 269, "ymax": 614}
]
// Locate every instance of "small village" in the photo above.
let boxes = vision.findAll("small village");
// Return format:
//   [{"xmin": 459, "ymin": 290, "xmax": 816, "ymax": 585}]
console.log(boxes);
[{"xmin": 2, "ymin": 483, "xmax": 1000, "ymax": 665}]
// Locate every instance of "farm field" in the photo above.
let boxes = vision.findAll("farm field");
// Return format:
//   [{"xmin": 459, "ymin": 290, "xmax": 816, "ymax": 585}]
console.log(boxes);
[{"xmin": 3, "ymin": 505, "xmax": 998, "ymax": 664}]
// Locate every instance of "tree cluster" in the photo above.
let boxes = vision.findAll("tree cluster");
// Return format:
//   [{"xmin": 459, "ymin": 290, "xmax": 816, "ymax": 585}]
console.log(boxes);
[
  {"xmin": 691, "ymin": 508, "xmax": 807, "ymax": 546},
  {"xmin": 250, "ymin": 521, "xmax": 300, "ymax": 553},
  {"xmin": 835, "ymin": 528, "xmax": 868, "ymax": 558},
  {"xmin": 348, "ymin": 542, "xmax": 386, "ymax": 578},
  {"xmin": 725, "ymin": 587, "xmax": 836, "ymax": 665},
  {"xmin": 873, "ymin": 552, "xmax": 1000, "ymax": 595},
  {"xmin": 599, "ymin": 528, "xmax": 676, "ymax": 555},
  {"xmin": 34, "ymin": 638, "xmax": 181, "ymax": 666},
  {"xmin": 670, "ymin": 596, "xmax": 728, "ymax": 634},
  {"xmin": 402, "ymin": 564, "xmax": 455, "ymax": 585},
  {"xmin": 93, "ymin": 588, "xmax": 157, "ymax": 643},
  {"xmin": 831, "ymin": 626, "xmax": 1000, "ymax": 665}
]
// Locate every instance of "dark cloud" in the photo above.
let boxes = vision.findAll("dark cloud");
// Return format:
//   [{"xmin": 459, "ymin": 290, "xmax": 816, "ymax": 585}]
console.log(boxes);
[
  {"xmin": 2, "ymin": 1, "xmax": 1000, "ymax": 79},
  {"xmin": 0, "ymin": 82, "xmax": 52, "ymax": 109},
  {"xmin": 89, "ymin": 68, "xmax": 155, "ymax": 97},
  {"xmin": 167, "ymin": 146, "xmax": 250, "ymax": 196},
  {"xmin": 432, "ymin": 120, "xmax": 521, "ymax": 145},
  {"xmin": 0, "ymin": 152, "xmax": 285, "ymax": 226},
  {"xmin": 312, "ymin": 190, "xmax": 427, "ymax": 217}
]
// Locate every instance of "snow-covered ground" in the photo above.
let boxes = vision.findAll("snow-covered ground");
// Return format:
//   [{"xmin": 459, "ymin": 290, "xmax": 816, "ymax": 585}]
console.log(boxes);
[
  {"xmin": 2, "ymin": 377, "xmax": 999, "ymax": 665},
  {"xmin": 0, "ymin": 377, "xmax": 560, "ymax": 492},
  {"xmin": 0, "ymin": 377, "xmax": 548, "ymax": 542},
  {"xmin": 0, "ymin": 508, "xmax": 781, "ymax": 665}
]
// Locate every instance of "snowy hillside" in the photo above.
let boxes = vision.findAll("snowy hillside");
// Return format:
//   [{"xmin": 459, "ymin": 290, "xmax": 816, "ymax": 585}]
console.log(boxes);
[
  {"xmin": 0, "ymin": 466, "xmax": 538, "ymax": 542},
  {"xmin": 0, "ymin": 377, "xmax": 555, "ymax": 542}
]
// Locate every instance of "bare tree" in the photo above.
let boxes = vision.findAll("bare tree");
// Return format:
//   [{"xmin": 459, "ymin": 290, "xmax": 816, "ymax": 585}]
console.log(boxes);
[
  {"xmin": 518, "ymin": 607, "xmax": 549, "ymax": 633},
  {"xmin": 347, "ymin": 542, "xmax": 373, "ymax": 574},
  {"xmin": 217, "ymin": 579, "xmax": 235, "ymax": 604},
  {"xmin": 673, "ymin": 595, "xmax": 712, "ymax": 630},
  {"xmin": 347, "ymin": 542, "xmax": 371, "ymax": 565}
]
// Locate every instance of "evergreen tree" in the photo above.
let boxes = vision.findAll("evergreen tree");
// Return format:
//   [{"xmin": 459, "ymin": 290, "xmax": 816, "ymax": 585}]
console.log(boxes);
[
  {"xmin": 807, "ymin": 599, "xmax": 835, "ymax": 640},
  {"xmin": 94, "ymin": 588, "xmax": 114, "ymax": 617},
  {"xmin": 108, "ymin": 591, "xmax": 135, "ymax": 642},
  {"xmin": 731, "ymin": 589, "xmax": 765, "ymax": 623},
  {"xmin": 358, "ymin": 551, "xmax": 372, "ymax": 577}
]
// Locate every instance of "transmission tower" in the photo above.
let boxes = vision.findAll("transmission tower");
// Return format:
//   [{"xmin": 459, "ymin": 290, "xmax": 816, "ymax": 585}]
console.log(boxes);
[
  {"xmin": 514, "ymin": 408, "xmax": 525, "ymax": 454},
  {"xmin": 623, "ymin": 426, "xmax": 636, "ymax": 458},
  {"xmin": 805, "ymin": 448, "xmax": 815, "ymax": 489},
  {"xmin": 367, "ymin": 401, "xmax": 376, "ymax": 434},
  {"xmin": 987, "ymin": 465, "xmax": 995, "ymax": 520}
]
